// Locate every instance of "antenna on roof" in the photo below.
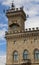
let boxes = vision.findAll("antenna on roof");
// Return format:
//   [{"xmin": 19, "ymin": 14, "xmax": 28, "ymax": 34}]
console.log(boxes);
[{"xmin": 11, "ymin": 0, "xmax": 15, "ymax": 9}]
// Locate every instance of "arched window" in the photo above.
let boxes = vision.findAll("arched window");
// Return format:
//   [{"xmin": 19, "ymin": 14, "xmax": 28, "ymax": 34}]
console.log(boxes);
[
  {"xmin": 10, "ymin": 23, "xmax": 19, "ymax": 30},
  {"xmin": 13, "ymin": 51, "xmax": 18, "ymax": 61},
  {"xmin": 34, "ymin": 49, "xmax": 39, "ymax": 60},
  {"xmin": 23, "ymin": 50, "xmax": 28, "ymax": 60}
]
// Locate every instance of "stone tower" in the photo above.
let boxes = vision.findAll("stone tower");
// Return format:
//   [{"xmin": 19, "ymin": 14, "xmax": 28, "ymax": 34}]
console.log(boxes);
[
  {"xmin": 6, "ymin": 2, "xmax": 39, "ymax": 65},
  {"xmin": 6, "ymin": 2, "xmax": 26, "ymax": 32}
]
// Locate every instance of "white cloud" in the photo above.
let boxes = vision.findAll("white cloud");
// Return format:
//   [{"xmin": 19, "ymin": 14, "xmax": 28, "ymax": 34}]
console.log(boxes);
[
  {"xmin": 0, "ymin": 27, "xmax": 7, "ymax": 42},
  {"xmin": 0, "ymin": 30, "xmax": 5, "ymax": 40},
  {"xmin": 0, "ymin": 23, "xmax": 7, "ymax": 45},
  {"xmin": 0, "ymin": 55, "xmax": 6, "ymax": 65},
  {"xmin": 0, "ymin": 23, "xmax": 8, "ymax": 41},
  {"xmin": 25, "ymin": 16, "xmax": 39, "ymax": 28},
  {"xmin": 0, "ymin": 23, "xmax": 8, "ymax": 28},
  {"xmin": 2, "ymin": 0, "xmax": 39, "ymax": 5},
  {"xmin": 2, "ymin": 0, "xmax": 13, "ymax": 6}
]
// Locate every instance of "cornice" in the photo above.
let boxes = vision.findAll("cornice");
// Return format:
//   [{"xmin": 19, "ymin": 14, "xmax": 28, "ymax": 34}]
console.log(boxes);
[{"xmin": 5, "ymin": 28, "xmax": 39, "ymax": 39}]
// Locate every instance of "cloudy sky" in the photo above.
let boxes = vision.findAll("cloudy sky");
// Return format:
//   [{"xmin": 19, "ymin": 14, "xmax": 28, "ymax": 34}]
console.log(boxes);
[{"xmin": 0, "ymin": 0, "xmax": 39, "ymax": 65}]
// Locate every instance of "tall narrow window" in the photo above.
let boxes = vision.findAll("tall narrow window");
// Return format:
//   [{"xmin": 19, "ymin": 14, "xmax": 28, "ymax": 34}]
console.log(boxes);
[
  {"xmin": 13, "ymin": 51, "xmax": 18, "ymax": 61},
  {"xmin": 34, "ymin": 49, "xmax": 39, "ymax": 60},
  {"xmin": 23, "ymin": 50, "xmax": 28, "ymax": 60}
]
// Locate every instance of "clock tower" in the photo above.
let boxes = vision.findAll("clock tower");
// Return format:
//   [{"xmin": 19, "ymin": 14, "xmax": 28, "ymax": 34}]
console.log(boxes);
[{"xmin": 6, "ymin": 2, "xmax": 26, "ymax": 31}]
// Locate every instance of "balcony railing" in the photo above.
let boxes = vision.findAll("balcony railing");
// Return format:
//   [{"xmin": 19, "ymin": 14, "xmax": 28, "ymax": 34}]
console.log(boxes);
[{"xmin": 22, "ymin": 59, "xmax": 31, "ymax": 65}]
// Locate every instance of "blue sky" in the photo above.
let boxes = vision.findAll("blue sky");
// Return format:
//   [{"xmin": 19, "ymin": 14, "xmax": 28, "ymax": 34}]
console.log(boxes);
[{"xmin": 0, "ymin": 0, "xmax": 39, "ymax": 65}]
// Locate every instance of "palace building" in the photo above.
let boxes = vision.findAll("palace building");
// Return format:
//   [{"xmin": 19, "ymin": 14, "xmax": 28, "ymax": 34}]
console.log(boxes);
[{"xmin": 5, "ymin": 2, "xmax": 39, "ymax": 65}]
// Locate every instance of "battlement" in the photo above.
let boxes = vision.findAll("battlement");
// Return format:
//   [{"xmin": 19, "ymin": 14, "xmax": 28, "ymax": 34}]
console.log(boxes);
[
  {"xmin": 25, "ymin": 27, "xmax": 39, "ymax": 31},
  {"xmin": 6, "ymin": 7, "xmax": 23, "ymax": 13},
  {"xmin": 6, "ymin": 6, "xmax": 26, "ymax": 21},
  {"xmin": 5, "ymin": 27, "xmax": 39, "ymax": 35}
]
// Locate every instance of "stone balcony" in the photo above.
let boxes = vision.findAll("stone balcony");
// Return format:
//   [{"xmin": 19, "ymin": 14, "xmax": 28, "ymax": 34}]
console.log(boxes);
[{"xmin": 21, "ymin": 59, "xmax": 31, "ymax": 65}]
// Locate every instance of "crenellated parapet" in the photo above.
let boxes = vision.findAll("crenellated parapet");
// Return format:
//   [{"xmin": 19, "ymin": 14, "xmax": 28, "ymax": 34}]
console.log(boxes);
[
  {"xmin": 6, "ymin": 27, "xmax": 39, "ymax": 34},
  {"xmin": 6, "ymin": 7, "xmax": 26, "ymax": 21},
  {"xmin": 25, "ymin": 27, "xmax": 39, "ymax": 31},
  {"xmin": 6, "ymin": 7, "xmax": 23, "ymax": 13},
  {"xmin": 5, "ymin": 27, "xmax": 39, "ymax": 39},
  {"xmin": 6, "ymin": 7, "xmax": 24, "ymax": 14}
]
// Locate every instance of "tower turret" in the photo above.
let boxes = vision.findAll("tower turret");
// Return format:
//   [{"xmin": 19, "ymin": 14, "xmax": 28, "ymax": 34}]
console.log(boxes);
[{"xmin": 6, "ymin": 2, "xmax": 26, "ymax": 31}]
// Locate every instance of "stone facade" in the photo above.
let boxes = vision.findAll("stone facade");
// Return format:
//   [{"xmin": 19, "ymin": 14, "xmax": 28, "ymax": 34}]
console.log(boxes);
[{"xmin": 5, "ymin": 3, "xmax": 39, "ymax": 65}]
